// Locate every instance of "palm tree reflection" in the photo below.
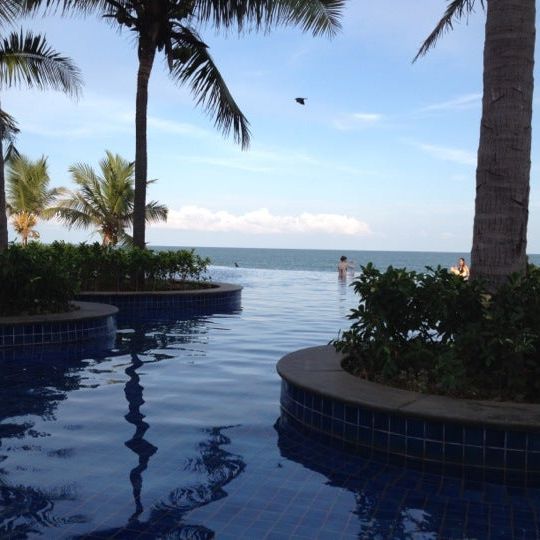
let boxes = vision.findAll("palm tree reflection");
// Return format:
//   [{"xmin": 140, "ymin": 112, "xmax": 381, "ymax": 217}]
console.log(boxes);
[{"xmin": 123, "ymin": 351, "xmax": 158, "ymax": 522}]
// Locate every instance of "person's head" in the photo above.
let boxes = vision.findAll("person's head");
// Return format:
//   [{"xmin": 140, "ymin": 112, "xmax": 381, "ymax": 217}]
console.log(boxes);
[
  {"xmin": 458, "ymin": 257, "xmax": 465, "ymax": 267},
  {"xmin": 340, "ymin": 256, "xmax": 347, "ymax": 262}
]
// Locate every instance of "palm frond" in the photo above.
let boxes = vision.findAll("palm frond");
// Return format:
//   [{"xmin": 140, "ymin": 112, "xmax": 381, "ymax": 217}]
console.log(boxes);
[
  {"xmin": 0, "ymin": 108, "xmax": 19, "ymax": 142},
  {"xmin": 0, "ymin": 30, "xmax": 82, "ymax": 95},
  {"xmin": 171, "ymin": 27, "xmax": 250, "ymax": 149},
  {"xmin": 22, "ymin": 0, "xmax": 110, "ymax": 16},
  {"xmin": 0, "ymin": 1, "xmax": 23, "ymax": 27},
  {"xmin": 6, "ymin": 154, "xmax": 58, "ymax": 215},
  {"xmin": 193, "ymin": 0, "xmax": 344, "ymax": 37},
  {"xmin": 145, "ymin": 200, "xmax": 168, "ymax": 223},
  {"xmin": 414, "ymin": 0, "xmax": 484, "ymax": 61}
]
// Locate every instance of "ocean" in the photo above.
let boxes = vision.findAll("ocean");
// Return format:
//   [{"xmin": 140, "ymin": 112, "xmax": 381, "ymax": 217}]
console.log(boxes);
[{"xmin": 153, "ymin": 246, "xmax": 540, "ymax": 274}]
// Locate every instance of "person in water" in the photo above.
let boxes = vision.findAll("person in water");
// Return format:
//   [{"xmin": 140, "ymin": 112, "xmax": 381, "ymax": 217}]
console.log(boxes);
[
  {"xmin": 338, "ymin": 256, "xmax": 350, "ymax": 278},
  {"xmin": 450, "ymin": 257, "xmax": 470, "ymax": 280}
]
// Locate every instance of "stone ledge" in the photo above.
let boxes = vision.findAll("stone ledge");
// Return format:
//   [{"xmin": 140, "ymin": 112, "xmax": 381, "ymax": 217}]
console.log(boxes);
[
  {"xmin": 277, "ymin": 344, "xmax": 540, "ymax": 432},
  {"xmin": 78, "ymin": 281, "xmax": 242, "ymax": 296},
  {"xmin": 0, "ymin": 301, "xmax": 118, "ymax": 325}
]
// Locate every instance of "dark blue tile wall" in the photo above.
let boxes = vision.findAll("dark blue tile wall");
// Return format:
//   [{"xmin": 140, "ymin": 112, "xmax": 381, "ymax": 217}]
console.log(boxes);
[
  {"xmin": 0, "ymin": 314, "xmax": 116, "ymax": 348},
  {"xmin": 279, "ymin": 379, "xmax": 540, "ymax": 486},
  {"xmin": 77, "ymin": 289, "xmax": 241, "ymax": 320}
]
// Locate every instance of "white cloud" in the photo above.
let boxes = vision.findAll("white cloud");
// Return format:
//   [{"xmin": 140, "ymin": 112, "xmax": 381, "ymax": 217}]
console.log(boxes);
[
  {"xmin": 417, "ymin": 143, "xmax": 476, "ymax": 166},
  {"xmin": 154, "ymin": 206, "xmax": 371, "ymax": 236},
  {"xmin": 419, "ymin": 93, "xmax": 482, "ymax": 112},
  {"xmin": 333, "ymin": 112, "xmax": 383, "ymax": 131},
  {"xmin": 353, "ymin": 113, "xmax": 382, "ymax": 123}
]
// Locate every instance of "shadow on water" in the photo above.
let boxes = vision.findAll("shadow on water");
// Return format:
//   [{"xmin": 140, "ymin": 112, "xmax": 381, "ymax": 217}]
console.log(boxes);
[{"xmin": 274, "ymin": 417, "xmax": 540, "ymax": 540}]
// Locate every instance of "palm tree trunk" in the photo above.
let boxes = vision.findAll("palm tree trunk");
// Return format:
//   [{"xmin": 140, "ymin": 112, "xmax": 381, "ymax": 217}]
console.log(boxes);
[
  {"xmin": 133, "ymin": 36, "xmax": 156, "ymax": 249},
  {"xmin": 470, "ymin": 0, "xmax": 535, "ymax": 289},
  {"xmin": 0, "ymin": 130, "xmax": 7, "ymax": 251}
]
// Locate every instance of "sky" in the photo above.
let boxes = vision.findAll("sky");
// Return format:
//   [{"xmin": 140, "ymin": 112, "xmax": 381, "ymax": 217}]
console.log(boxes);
[{"xmin": 4, "ymin": 1, "xmax": 540, "ymax": 252}]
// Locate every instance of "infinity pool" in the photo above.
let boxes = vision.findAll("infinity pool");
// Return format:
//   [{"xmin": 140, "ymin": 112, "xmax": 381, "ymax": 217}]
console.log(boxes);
[{"xmin": 1, "ymin": 268, "xmax": 539, "ymax": 539}]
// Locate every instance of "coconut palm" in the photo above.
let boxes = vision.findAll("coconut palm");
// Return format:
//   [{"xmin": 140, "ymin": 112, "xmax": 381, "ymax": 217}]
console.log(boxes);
[
  {"xmin": 0, "ymin": 21, "xmax": 82, "ymax": 251},
  {"xmin": 30, "ymin": 0, "xmax": 344, "ymax": 248},
  {"xmin": 6, "ymin": 154, "xmax": 61, "ymax": 245},
  {"xmin": 417, "ymin": 0, "xmax": 535, "ymax": 289},
  {"xmin": 47, "ymin": 151, "xmax": 168, "ymax": 246}
]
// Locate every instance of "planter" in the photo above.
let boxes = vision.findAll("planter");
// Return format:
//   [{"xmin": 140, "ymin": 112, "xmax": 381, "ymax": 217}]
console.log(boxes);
[
  {"xmin": 277, "ymin": 345, "xmax": 540, "ymax": 486},
  {"xmin": 0, "ymin": 301, "xmax": 117, "ymax": 349},
  {"xmin": 76, "ymin": 281, "xmax": 242, "ymax": 323}
]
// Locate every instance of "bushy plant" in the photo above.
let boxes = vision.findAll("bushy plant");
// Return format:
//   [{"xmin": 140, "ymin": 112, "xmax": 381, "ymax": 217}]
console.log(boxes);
[
  {"xmin": 334, "ymin": 263, "xmax": 540, "ymax": 402},
  {"xmin": 0, "ymin": 243, "xmax": 211, "ymax": 316},
  {"xmin": 48, "ymin": 242, "xmax": 210, "ymax": 291},
  {"xmin": 0, "ymin": 243, "xmax": 75, "ymax": 316}
]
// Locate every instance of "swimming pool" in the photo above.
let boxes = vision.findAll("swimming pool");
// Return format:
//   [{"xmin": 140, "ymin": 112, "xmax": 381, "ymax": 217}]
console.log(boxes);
[{"xmin": 1, "ymin": 267, "xmax": 539, "ymax": 539}]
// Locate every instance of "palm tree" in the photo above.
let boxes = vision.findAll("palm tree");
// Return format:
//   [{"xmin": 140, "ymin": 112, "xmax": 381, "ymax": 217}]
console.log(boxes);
[
  {"xmin": 0, "ymin": 9, "xmax": 82, "ymax": 249},
  {"xmin": 416, "ymin": 0, "xmax": 535, "ymax": 289},
  {"xmin": 6, "ymin": 154, "xmax": 61, "ymax": 245},
  {"xmin": 31, "ymin": 0, "xmax": 344, "ymax": 248},
  {"xmin": 46, "ymin": 150, "xmax": 168, "ymax": 246}
]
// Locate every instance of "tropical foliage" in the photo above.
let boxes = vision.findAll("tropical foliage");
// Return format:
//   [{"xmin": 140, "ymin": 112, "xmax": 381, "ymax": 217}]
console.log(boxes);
[
  {"xmin": 417, "ymin": 0, "xmax": 535, "ymax": 289},
  {"xmin": 30, "ymin": 0, "xmax": 345, "ymax": 248},
  {"xmin": 46, "ymin": 151, "xmax": 168, "ymax": 246},
  {"xmin": 0, "ymin": 19, "xmax": 82, "ymax": 250},
  {"xmin": 48, "ymin": 242, "xmax": 210, "ymax": 291},
  {"xmin": 0, "ymin": 241, "xmax": 211, "ymax": 315},
  {"xmin": 0, "ymin": 242, "xmax": 75, "ymax": 315},
  {"xmin": 334, "ymin": 264, "xmax": 540, "ymax": 402},
  {"xmin": 6, "ymin": 154, "xmax": 61, "ymax": 245}
]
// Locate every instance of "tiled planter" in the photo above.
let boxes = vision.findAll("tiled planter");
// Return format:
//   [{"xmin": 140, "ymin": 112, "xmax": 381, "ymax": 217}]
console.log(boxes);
[
  {"xmin": 77, "ymin": 282, "xmax": 242, "ymax": 322},
  {"xmin": 0, "ymin": 301, "xmax": 117, "ymax": 348},
  {"xmin": 277, "ymin": 345, "xmax": 540, "ymax": 486}
]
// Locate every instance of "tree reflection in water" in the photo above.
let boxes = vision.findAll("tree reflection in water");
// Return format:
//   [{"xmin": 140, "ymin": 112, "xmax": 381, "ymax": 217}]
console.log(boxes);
[
  {"xmin": 76, "ymin": 425, "xmax": 245, "ymax": 539},
  {"xmin": 0, "ymin": 341, "xmax": 113, "ymax": 538}
]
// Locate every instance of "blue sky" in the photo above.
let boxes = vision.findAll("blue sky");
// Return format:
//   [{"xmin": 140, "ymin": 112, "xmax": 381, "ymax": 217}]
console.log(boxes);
[{"xmin": 5, "ymin": 1, "xmax": 539, "ymax": 252}]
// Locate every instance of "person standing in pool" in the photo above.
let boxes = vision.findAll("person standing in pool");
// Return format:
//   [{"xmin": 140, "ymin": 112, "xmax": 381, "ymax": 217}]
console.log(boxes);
[{"xmin": 338, "ymin": 256, "xmax": 350, "ymax": 278}]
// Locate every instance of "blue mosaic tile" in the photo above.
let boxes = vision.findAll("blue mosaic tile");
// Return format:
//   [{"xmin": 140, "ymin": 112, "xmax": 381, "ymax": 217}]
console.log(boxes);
[
  {"xmin": 486, "ymin": 429, "xmax": 506, "ymax": 448},
  {"xmin": 358, "ymin": 408, "xmax": 372, "ymax": 428},
  {"xmin": 445, "ymin": 423, "xmax": 464, "ymax": 444},
  {"xmin": 464, "ymin": 426, "xmax": 484, "ymax": 446},
  {"xmin": 464, "ymin": 445, "xmax": 484, "ymax": 467},
  {"xmin": 373, "ymin": 411, "xmax": 388, "ymax": 431},
  {"xmin": 390, "ymin": 414, "xmax": 406, "ymax": 436},
  {"xmin": 425, "ymin": 420, "xmax": 443, "ymax": 441},
  {"xmin": 485, "ymin": 448, "xmax": 505, "ymax": 468},
  {"xmin": 528, "ymin": 433, "xmax": 540, "ymax": 452},
  {"xmin": 406, "ymin": 418, "xmax": 424, "ymax": 438}
]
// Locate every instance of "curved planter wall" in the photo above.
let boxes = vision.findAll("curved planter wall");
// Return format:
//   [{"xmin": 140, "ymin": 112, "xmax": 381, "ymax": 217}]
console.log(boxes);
[
  {"xmin": 277, "ymin": 345, "xmax": 540, "ymax": 486},
  {"xmin": 77, "ymin": 282, "xmax": 242, "ymax": 322},
  {"xmin": 0, "ymin": 301, "xmax": 117, "ymax": 349}
]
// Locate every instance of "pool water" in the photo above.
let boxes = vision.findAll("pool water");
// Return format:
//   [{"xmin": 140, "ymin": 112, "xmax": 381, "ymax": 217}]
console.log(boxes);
[{"xmin": 1, "ymin": 268, "xmax": 539, "ymax": 539}]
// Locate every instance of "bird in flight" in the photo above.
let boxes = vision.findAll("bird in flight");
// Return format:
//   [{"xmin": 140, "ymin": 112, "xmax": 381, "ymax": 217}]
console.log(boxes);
[{"xmin": 295, "ymin": 97, "xmax": 307, "ymax": 105}]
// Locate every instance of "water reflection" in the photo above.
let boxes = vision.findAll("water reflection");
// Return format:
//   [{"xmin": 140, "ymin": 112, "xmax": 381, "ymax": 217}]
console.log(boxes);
[
  {"xmin": 77, "ymin": 425, "xmax": 245, "ymax": 539},
  {"xmin": 0, "ymin": 340, "xmax": 114, "ymax": 538},
  {"xmin": 274, "ymin": 417, "xmax": 538, "ymax": 540},
  {"xmin": 123, "ymin": 352, "xmax": 158, "ymax": 522}
]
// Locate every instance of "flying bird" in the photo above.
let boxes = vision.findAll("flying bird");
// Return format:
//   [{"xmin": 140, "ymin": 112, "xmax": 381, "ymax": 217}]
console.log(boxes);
[{"xmin": 295, "ymin": 97, "xmax": 306, "ymax": 105}]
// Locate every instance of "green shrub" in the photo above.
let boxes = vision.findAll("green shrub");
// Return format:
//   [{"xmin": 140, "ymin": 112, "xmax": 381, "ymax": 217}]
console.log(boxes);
[
  {"xmin": 48, "ymin": 242, "xmax": 210, "ymax": 291},
  {"xmin": 0, "ymin": 243, "xmax": 75, "ymax": 316},
  {"xmin": 333, "ymin": 263, "xmax": 540, "ymax": 402},
  {"xmin": 0, "ymin": 243, "xmax": 211, "ymax": 316}
]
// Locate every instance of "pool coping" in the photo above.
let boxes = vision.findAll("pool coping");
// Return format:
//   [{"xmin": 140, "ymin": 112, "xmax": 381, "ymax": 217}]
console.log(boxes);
[
  {"xmin": 77, "ymin": 281, "xmax": 242, "ymax": 296},
  {"xmin": 0, "ymin": 301, "xmax": 118, "ymax": 325},
  {"xmin": 277, "ymin": 344, "xmax": 540, "ymax": 432}
]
